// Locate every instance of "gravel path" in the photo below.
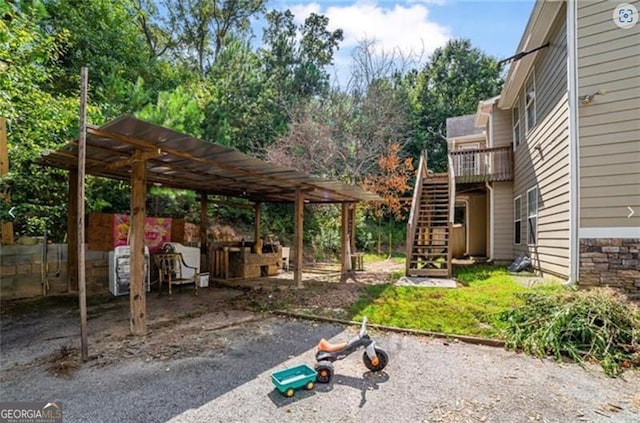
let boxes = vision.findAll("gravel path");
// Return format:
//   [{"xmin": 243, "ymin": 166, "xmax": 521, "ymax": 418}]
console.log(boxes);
[{"xmin": 2, "ymin": 314, "xmax": 639, "ymax": 423}]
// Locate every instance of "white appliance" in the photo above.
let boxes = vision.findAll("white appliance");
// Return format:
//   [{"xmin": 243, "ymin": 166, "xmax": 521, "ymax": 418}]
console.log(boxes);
[
  {"xmin": 109, "ymin": 246, "xmax": 151, "ymax": 296},
  {"xmin": 162, "ymin": 242, "xmax": 200, "ymax": 280}
]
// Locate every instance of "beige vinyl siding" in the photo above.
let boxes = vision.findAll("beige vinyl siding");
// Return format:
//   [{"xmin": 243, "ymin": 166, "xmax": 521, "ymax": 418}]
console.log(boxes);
[
  {"xmin": 578, "ymin": 0, "xmax": 640, "ymax": 229},
  {"xmin": 513, "ymin": 5, "xmax": 570, "ymax": 278},
  {"xmin": 491, "ymin": 107, "xmax": 513, "ymax": 148},
  {"xmin": 492, "ymin": 181, "xmax": 514, "ymax": 262}
]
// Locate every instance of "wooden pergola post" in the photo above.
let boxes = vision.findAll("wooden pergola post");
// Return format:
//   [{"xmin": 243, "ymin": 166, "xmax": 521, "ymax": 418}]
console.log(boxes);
[
  {"xmin": 349, "ymin": 203, "xmax": 356, "ymax": 254},
  {"xmin": 130, "ymin": 149, "xmax": 147, "ymax": 335},
  {"xmin": 0, "ymin": 118, "xmax": 13, "ymax": 245},
  {"xmin": 254, "ymin": 202, "xmax": 261, "ymax": 242},
  {"xmin": 200, "ymin": 192, "xmax": 208, "ymax": 261},
  {"xmin": 294, "ymin": 190, "xmax": 304, "ymax": 288},
  {"xmin": 341, "ymin": 203, "xmax": 350, "ymax": 278},
  {"xmin": 77, "ymin": 67, "xmax": 88, "ymax": 360},
  {"xmin": 67, "ymin": 170, "xmax": 78, "ymax": 291}
]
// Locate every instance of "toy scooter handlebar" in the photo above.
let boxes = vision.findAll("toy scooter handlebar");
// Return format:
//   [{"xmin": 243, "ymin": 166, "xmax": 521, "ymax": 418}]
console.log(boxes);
[{"xmin": 359, "ymin": 316, "xmax": 368, "ymax": 337}]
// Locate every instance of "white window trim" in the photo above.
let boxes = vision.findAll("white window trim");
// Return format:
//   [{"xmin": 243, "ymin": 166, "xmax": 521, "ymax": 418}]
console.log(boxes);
[
  {"xmin": 514, "ymin": 195, "xmax": 522, "ymax": 245},
  {"xmin": 512, "ymin": 96, "xmax": 521, "ymax": 150},
  {"xmin": 525, "ymin": 69, "xmax": 537, "ymax": 133},
  {"xmin": 527, "ymin": 187, "xmax": 538, "ymax": 246}
]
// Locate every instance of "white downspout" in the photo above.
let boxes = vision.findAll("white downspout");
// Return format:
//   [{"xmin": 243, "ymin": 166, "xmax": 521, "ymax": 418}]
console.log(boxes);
[
  {"xmin": 567, "ymin": 0, "xmax": 579, "ymax": 286},
  {"xmin": 486, "ymin": 106, "xmax": 495, "ymax": 261},
  {"xmin": 486, "ymin": 182, "xmax": 494, "ymax": 262}
]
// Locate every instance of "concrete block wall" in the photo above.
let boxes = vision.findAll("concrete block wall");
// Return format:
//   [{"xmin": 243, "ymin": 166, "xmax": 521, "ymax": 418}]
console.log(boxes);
[
  {"xmin": 0, "ymin": 244, "xmax": 109, "ymax": 300},
  {"xmin": 579, "ymin": 238, "xmax": 640, "ymax": 296}
]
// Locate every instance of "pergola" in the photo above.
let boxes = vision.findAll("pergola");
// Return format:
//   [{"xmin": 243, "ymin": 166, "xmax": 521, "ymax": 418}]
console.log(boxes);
[{"xmin": 39, "ymin": 115, "xmax": 380, "ymax": 335}]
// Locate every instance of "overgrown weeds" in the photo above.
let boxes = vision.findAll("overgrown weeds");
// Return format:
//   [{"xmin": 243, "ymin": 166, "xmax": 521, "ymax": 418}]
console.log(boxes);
[{"xmin": 499, "ymin": 288, "xmax": 640, "ymax": 377}]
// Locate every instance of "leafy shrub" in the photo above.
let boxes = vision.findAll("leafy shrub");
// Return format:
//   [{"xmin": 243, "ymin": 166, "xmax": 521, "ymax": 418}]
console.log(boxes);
[{"xmin": 499, "ymin": 288, "xmax": 640, "ymax": 376}]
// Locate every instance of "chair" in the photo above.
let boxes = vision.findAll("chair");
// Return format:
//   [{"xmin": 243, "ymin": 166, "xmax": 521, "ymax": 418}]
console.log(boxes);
[{"xmin": 153, "ymin": 253, "xmax": 199, "ymax": 297}]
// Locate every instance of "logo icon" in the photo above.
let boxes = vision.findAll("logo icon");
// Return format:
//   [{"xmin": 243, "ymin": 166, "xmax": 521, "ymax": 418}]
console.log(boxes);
[{"xmin": 613, "ymin": 3, "xmax": 637, "ymax": 29}]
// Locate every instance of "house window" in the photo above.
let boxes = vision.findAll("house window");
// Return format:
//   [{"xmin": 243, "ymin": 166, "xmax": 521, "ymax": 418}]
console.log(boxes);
[
  {"xmin": 525, "ymin": 71, "xmax": 536, "ymax": 132},
  {"xmin": 514, "ymin": 196, "xmax": 522, "ymax": 245},
  {"xmin": 512, "ymin": 98, "xmax": 521, "ymax": 148},
  {"xmin": 527, "ymin": 187, "xmax": 538, "ymax": 245}
]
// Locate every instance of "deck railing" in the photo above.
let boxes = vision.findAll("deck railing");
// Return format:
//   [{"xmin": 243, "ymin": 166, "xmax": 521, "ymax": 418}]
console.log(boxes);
[{"xmin": 448, "ymin": 146, "xmax": 513, "ymax": 183}]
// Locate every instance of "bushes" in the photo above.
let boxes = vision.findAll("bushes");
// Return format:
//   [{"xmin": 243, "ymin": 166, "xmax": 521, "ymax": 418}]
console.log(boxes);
[{"xmin": 499, "ymin": 288, "xmax": 640, "ymax": 376}]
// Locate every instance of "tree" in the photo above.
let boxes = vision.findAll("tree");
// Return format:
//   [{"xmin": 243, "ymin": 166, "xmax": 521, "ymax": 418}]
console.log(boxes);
[
  {"xmin": 163, "ymin": 0, "xmax": 266, "ymax": 75},
  {"xmin": 42, "ymin": 0, "xmax": 158, "ymax": 113},
  {"xmin": 363, "ymin": 143, "xmax": 413, "ymax": 254},
  {"xmin": 409, "ymin": 39, "xmax": 503, "ymax": 171},
  {"xmin": 260, "ymin": 10, "xmax": 343, "ymax": 123},
  {"xmin": 1, "ymin": 1, "xmax": 85, "ymax": 239},
  {"xmin": 266, "ymin": 39, "xmax": 414, "ymax": 184}
]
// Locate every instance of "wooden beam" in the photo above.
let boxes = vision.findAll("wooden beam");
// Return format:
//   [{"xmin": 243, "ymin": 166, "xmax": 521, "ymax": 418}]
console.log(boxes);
[
  {"xmin": 92, "ymin": 148, "xmax": 161, "ymax": 172},
  {"xmin": 254, "ymin": 203, "xmax": 261, "ymax": 242},
  {"xmin": 200, "ymin": 192, "xmax": 208, "ymax": 253},
  {"xmin": 341, "ymin": 203, "xmax": 350, "ymax": 278},
  {"xmin": 0, "ymin": 117, "xmax": 13, "ymax": 245},
  {"xmin": 130, "ymin": 149, "xmax": 147, "ymax": 335},
  {"xmin": 77, "ymin": 67, "xmax": 89, "ymax": 361},
  {"xmin": 199, "ymin": 199, "xmax": 255, "ymax": 210},
  {"xmin": 67, "ymin": 170, "xmax": 78, "ymax": 291},
  {"xmin": 294, "ymin": 190, "xmax": 304, "ymax": 288}
]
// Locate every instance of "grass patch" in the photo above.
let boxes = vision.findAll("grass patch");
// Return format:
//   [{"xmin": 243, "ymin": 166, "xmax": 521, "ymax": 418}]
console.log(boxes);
[
  {"xmin": 350, "ymin": 265, "xmax": 562, "ymax": 338},
  {"xmin": 363, "ymin": 252, "xmax": 405, "ymax": 264}
]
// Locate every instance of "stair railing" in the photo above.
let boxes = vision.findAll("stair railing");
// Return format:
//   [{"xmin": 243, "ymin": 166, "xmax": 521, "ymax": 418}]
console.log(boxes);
[
  {"xmin": 406, "ymin": 151, "xmax": 428, "ymax": 275},
  {"xmin": 447, "ymin": 154, "xmax": 456, "ymax": 277}
]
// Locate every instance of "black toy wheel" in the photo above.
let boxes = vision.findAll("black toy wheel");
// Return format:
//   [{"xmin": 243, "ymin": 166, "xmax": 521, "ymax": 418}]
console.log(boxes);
[
  {"xmin": 363, "ymin": 347, "xmax": 389, "ymax": 372},
  {"xmin": 315, "ymin": 361, "xmax": 334, "ymax": 383}
]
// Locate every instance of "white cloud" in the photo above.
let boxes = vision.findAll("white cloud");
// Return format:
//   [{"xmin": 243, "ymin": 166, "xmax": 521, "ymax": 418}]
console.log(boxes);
[{"xmin": 289, "ymin": 1, "xmax": 450, "ymax": 57}]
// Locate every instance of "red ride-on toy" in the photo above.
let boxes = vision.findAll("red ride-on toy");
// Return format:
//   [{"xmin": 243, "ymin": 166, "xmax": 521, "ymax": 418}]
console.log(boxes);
[{"xmin": 314, "ymin": 317, "xmax": 389, "ymax": 383}]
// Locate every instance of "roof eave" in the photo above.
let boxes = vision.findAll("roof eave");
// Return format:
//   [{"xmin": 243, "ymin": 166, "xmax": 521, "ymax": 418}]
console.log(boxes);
[{"xmin": 497, "ymin": 1, "xmax": 563, "ymax": 110}]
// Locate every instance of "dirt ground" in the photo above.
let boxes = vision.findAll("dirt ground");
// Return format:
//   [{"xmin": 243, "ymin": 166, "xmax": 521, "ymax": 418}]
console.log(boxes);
[{"xmin": 0, "ymin": 260, "xmax": 402, "ymax": 376}]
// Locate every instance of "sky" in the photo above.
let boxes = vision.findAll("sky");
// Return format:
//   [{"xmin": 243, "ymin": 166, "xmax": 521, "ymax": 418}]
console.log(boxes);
[{"xmin": 269, "ymin": 0, "xmax": 536, "ymax": 85}]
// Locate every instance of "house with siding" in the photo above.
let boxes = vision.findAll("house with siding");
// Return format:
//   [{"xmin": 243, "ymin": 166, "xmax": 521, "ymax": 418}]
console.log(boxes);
[{"xmin": 406, "ymin": 0, "xmax": 639, "ymax": 295}]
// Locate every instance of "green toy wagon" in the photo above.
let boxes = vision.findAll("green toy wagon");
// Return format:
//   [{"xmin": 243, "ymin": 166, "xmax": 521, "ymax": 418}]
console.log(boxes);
[{"xmin": 271, "ymin": 364, "xmax": 317, "ymax": 397}]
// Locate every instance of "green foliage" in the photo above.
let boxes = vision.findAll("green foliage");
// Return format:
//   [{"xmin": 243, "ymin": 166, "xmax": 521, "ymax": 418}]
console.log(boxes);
[
  {"xmin": 351, "ymin": 266, "xmax": 562, "ymax": 338},
  {"xmin": 137, "ymin": 84, "xmax": 206, "ymax": 138},
  {"xmin": 409, "ymin": 39, "xmax": 503, "ymax": 171},
  {"xmin": 499, "ymin": 288, "xmax": 640, "ymax": 377}
]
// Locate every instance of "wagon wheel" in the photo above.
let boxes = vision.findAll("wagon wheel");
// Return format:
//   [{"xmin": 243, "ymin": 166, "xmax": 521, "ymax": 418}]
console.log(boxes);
[
  {"xmin": 284, "ymin": 388, "xmax": 295, "ymax": 397},
  {"xmin": 305, "ymin": 381, "xmax": 314, "ymax": 390}
]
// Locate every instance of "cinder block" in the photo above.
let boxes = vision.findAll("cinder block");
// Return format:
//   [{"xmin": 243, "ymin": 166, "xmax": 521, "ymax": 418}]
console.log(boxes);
[{"xmin": 0, "ymin": 265, "xmax": 16, "ymax": 276}]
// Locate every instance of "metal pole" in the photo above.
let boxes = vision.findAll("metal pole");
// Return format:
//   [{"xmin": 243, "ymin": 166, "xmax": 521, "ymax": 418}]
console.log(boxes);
[{"xmin": 78, "ymin": 67, "xmax": 89, "ymax": 361}]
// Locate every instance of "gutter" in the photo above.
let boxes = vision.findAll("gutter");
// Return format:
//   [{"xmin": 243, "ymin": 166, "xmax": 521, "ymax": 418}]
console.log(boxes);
[{"xmin": 567, "ymin": 0, "xmax": 579, "ymax": 286}]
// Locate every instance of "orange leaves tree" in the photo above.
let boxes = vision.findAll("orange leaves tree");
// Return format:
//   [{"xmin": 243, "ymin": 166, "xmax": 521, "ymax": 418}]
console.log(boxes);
[{"xmin": 363, "ymin": 143, "xmax": 414, "ymax": 254}]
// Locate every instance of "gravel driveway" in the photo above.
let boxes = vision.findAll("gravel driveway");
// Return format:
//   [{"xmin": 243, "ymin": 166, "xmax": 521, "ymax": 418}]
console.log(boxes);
[{"xmin": 2, "ymin": 308, "xmax": 639, "ymax": 423}]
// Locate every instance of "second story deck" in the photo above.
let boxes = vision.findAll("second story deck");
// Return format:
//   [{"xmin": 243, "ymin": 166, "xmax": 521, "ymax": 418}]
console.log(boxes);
[{"xmin": 449, "ymin": 145, "xmax": 513, "ymax": 183}]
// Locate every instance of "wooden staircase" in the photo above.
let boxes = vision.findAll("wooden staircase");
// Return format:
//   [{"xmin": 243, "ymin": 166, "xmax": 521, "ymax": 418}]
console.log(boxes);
[{"xmin": 406, "ymin": 154, "xmax": 454, "ymax": 278}]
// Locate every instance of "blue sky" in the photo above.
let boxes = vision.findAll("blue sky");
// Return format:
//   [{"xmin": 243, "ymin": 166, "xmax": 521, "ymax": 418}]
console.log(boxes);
[{"xmin": 269, "ymin": 0, "xmax": 536, "ymax": 84}]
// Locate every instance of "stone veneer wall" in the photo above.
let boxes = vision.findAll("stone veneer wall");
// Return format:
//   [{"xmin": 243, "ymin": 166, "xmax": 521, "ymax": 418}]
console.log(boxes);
[
  {"xmin": 0, "ymin": 244, "xmax": 109, "ymax": 300},
  {"xmin": 579, "ymin": 238, "xmax": 640, "ymax": 296}
]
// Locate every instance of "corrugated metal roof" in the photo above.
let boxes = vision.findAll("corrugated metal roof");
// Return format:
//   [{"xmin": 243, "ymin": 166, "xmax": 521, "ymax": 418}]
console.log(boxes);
[{"xmin": 38, "ymin": 115, "xmax": 381, "ymax": 204}]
